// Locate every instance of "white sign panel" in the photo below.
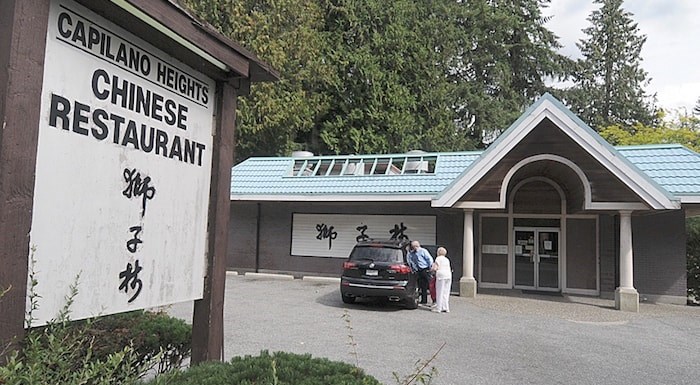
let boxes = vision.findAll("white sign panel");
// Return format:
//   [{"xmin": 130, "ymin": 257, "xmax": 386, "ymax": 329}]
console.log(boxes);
[
  {"xmin": 291, "ymin": 214, "xmax": 436, "ymax": 258},
  {"xmin": 28, "ymin": 0, "xmax": 214, "ymax": 325},
  {"xmin": 481, "ymin": 244, "xmax": 509, "ymax": 255}
]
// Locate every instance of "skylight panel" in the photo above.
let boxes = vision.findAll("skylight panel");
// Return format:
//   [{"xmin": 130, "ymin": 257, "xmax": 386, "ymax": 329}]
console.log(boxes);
[{"xmin": 289, "ymin": 155, "xmax": 437, "ymax": 177}]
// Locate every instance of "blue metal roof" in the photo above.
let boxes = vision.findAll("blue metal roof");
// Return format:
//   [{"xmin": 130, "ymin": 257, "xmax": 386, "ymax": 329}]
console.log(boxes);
[
  {"xmin": 230, "ymin": 144, "xmax": 700, "ymax": 200},
  {"xmin": 231, "ymin": 151, "xmax": 481, "ymax": 197},
  {"xmin": 616, "ymin": 144, "xmax": 700, "ymax": 196}
]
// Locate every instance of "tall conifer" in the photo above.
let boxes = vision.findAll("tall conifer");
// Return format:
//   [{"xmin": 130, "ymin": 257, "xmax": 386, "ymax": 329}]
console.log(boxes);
[{"xmin": 564, "ymin": 0, "xmax": 657, "ymax": 131}]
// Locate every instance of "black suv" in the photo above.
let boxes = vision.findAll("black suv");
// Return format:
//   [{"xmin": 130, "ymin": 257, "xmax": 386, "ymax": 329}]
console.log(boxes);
[{"xmin": 340, "ymin": 239, "xmax": 419, "ymax": 309}]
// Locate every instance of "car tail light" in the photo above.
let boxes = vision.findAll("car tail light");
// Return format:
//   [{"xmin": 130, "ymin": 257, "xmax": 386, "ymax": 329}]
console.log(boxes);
[
  {"xmin": 343, "ymin": 261, "xmax": 358, "ymax": 269},
  {"xmin": 389, "ymin": 264, "xmax": 411, "ymax": 274}
]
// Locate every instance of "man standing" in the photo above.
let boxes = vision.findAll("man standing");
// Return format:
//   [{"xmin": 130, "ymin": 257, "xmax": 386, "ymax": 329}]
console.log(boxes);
[{"xmin": 407, "ymin": 240, "xmax": 434, "ymax": 305}]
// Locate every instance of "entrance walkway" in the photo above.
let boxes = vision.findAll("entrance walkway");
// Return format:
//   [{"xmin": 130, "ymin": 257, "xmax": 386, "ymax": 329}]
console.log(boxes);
[
  {"xmin": 468, "ymin": 288, "xmax": 695, "ymax": 324},
  {"xmin": 167, "ymin": 274, "xmax": 700, "ymax": 385}
]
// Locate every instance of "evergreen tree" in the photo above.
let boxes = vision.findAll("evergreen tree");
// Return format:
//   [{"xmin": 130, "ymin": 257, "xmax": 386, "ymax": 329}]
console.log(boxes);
[
  {"xmin": 183, "ymin": 0, "xmax": 570, "ymax": 157},
  {"xmin": 182, "ymin": 0, "xmax": 331, "ymax": 162},
  {"xmin": 564, "ymin": 0, "xmax": 657, "ymax": 131},
  {"xmin": 694, "ymin": 97, "xmax": 700, "ymax": 116},
  {"xmin": 447, "ymin": 0, "xmax": 571, "ymax": 143},
  {"xmin": 317, "ymin": 0, "xmax": 570, "ymax": 153},
  {"xmin": 315, "ymin": 0, "xmax": 476, "ymax": 155}
]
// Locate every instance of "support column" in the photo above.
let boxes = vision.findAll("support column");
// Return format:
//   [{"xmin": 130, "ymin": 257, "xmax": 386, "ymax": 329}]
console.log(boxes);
[
  {"xmin": 460, "ymin": 209, "xmax": 477, "ymax": 297},
  {"xmin": 191, "ymin": 81, "xmax": 238, "ymax": 363},
  {"xmin": 0, "ymin": 0, "xmax": 50, "ymax": 361},
  {"xmin": 615, "ymin": 211, "xmax": 639, "ymax": 312}
]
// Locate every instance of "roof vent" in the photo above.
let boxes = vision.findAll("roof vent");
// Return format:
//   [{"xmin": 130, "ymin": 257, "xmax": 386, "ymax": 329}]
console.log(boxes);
[
  {"xmin": 292, "ymin": 151, "xmax": 314, "ymax": 158},
  {"xmin": 405, "ymin": 150, "xmax": 429, "ymax": 173}
]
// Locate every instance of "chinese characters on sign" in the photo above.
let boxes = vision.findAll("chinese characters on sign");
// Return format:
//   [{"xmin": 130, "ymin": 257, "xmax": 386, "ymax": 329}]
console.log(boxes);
[
  {"xmin": 294, "ymin": 214, "xmax": 435, "ymax": 258},
  {"xmin": 119, "ymin": 168, "xmax": 156, "ymax": 303},
  {"xmin": 356, "ymin": 225, "xmax": 369, "ymax": 242},
  {"xmin": 123, "ymin": 168, "xmax": 156, "ymax": 217},
  {"xmin": 317, "ymin": 221, "xmax": 408, "ymax": 249},
  {"xmin": 316, "ymin": 223, "xmax": 337, "ymax": 250},
  {"xmin": 118, "ymin": 260, "xmax": 143, "ymax": 303},
  {"xmin": 316, "ymin": 222, "xmax": 409, "ymax": 250},
  {"xmin": 389, "ymin": 222, "xmax": 409, "ymax": 241}
]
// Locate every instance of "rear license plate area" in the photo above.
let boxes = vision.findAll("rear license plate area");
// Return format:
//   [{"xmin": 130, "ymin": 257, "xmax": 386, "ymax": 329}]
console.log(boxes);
[{"xmin": 365, "ymin": 269, "xmax": 378, "ymax": 276}]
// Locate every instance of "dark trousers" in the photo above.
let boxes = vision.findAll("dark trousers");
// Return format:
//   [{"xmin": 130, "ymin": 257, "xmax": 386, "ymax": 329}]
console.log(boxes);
[{"xmin": 417, "ymin": 268, "xmax": 431, "ymax": 304}]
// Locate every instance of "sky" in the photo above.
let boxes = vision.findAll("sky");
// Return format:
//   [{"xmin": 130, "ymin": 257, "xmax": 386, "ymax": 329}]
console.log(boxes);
[{"xmin": 545, "ymin": 1, "xmax": 700, "ymax": 115}]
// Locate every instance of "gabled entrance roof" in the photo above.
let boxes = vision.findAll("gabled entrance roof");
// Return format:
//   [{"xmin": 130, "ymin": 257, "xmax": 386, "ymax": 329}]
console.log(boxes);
[{"xmin": 431, "ymin": 94, "xmax": 680, "ymax": 210}]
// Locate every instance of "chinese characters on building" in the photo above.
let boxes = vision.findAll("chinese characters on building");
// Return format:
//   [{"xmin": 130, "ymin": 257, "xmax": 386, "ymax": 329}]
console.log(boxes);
[
  {"xmin": 316, "ymin": 223, "xmax": 337, "ymax": 250},
  {"xmin": 293, "ymin": 213, "xmax": 435, "ymax": 258},
  {"xmin": 356, "ymin": 225, "xmax": 369, "ymax": 242},
  {"xmin": 389, "ymin": 222, "xmax": 409, "ymax": 240},
  {"xmin": 316, "ymin": 222, "xmax": 411, "ymax": 249}
]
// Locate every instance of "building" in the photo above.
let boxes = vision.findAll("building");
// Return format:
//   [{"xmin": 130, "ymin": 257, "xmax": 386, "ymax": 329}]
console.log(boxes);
[{"xmin": 227, "ymin": 94, "xmax": 700, "ymax": 311}]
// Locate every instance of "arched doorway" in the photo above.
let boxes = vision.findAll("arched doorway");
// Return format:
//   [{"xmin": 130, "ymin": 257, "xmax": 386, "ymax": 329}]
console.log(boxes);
[
  {"xmin": 477, "ymin": 156, "xmax": 599, "ymax": 296},
  {"xmin": 510, "ymin": 177, "xmax": 564, "ymax": 291}
]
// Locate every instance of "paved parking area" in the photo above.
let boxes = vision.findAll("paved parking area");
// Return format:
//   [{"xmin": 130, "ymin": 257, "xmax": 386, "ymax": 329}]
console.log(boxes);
[{"xmin": 167, "ymin": 274, "xmax": 700, "ymax": 385}]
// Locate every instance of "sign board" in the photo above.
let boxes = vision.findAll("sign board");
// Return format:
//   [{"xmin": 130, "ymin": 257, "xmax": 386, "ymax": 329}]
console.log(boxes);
[
  {"xmin": 482, "ymin": 244, "xmax": 509, "ymax": 255},
  {"xmin": 28, "ymin": 0, "xmax": 214, "ymax": 325},
  {"xmin": 291, "ymin": 214, "xmax": 436, "ymax": 258}
]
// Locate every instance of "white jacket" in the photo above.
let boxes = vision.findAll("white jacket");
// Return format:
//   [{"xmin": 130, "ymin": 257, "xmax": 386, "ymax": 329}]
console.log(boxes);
[{"xmin": 434, "ymin": 255, "xmax": 452, "ymax": 280}]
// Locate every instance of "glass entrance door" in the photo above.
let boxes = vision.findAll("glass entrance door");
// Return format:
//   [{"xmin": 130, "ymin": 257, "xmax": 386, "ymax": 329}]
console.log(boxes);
[{"xmin": 514, "ymin": 227, "xmax": 559, "ymax": 290}]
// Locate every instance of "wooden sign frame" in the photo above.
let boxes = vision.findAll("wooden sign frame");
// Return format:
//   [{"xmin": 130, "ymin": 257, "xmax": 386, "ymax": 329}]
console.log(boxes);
[{"xmin": 0, "ymin": 0, "xmax": 276, "ymax": 363}]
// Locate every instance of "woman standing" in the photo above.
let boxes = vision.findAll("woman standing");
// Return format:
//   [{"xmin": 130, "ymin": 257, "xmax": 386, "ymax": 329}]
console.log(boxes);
[{"xmin": 432, "ymin": 247, "xmax": 452, "ymax": 313}]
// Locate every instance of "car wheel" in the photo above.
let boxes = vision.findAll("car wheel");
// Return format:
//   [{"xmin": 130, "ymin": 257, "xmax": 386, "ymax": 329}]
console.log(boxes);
[
  {"xmin": 341, "ymin": 294, "xmax": 356, "ymax": 304},
  {"xmin": 404, "ymin": 288, "xmax": 419, "ymax": 309}
]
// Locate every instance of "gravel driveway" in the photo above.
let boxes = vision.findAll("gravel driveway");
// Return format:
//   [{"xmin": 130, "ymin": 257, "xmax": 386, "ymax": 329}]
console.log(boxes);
[{"xmin": 167, "ymin": 273, "xmax": 700, "ymax": 385}]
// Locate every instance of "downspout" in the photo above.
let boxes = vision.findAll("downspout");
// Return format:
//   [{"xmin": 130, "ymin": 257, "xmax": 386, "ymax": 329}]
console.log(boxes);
[
  {"xmin": 255, "ymin": 202, "xmax": 261, "ymax": 272},
  {"xmin": 614, "ymin": 213, "xmax": 619, "ymax": 289}
]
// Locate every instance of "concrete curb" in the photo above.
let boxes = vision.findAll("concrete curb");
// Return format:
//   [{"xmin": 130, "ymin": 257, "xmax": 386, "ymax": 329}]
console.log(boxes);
[
  {"xmin": 243, "ymin": 272, "xmax": 294, "ymax": 280},
  {"xmin": 301, "ymin": 276, "xmax": 340, "ymax": 284}
]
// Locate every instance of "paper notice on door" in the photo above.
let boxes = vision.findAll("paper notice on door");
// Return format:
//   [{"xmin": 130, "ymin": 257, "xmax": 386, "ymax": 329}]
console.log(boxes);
[{"xmin": 544, "ymin": 240, "xmax": 553, "ymax": 251}]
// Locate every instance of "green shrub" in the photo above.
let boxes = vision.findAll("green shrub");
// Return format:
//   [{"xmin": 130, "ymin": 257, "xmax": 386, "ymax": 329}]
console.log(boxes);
[
  {"xmin": 1, "ymin": 249, "xmax": 189, "ymax": 383},
  {"xmin": 0, "ymin": 260, "xmax": 144, "ymax": 384},
  {"xmin": 0, "ymin": 310, "xmax": 190, "ymax": 384},
  {"xmin": 143, "ymin": 350, "xmax": 382, "ymax": 385},
  {"xmin": 0, "ymin": 319, "xmax": 142, "ymax": 385},
  {"xmin": 687, "ymin": 218, "xmax": 700, "ymax": 301},
  {"xmin": 83, "ymin": 310, "xmax": 191, "ymax": 374}
]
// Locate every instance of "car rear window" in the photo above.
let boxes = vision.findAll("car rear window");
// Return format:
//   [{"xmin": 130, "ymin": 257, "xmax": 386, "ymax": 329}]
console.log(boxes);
[{"xmin": 349, "ymin": 246, "xmax": 403, "ymax": 263}]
